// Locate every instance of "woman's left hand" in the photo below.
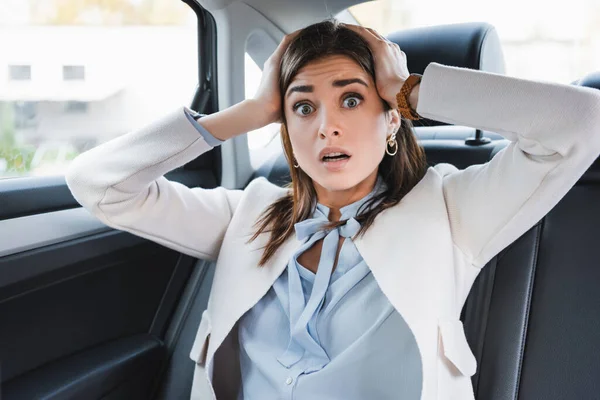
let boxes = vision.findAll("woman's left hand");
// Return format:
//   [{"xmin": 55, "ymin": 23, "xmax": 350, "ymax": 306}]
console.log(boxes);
[{"xmin": 345, "ymin": 24, "xmax": 411, "ymax": 109}]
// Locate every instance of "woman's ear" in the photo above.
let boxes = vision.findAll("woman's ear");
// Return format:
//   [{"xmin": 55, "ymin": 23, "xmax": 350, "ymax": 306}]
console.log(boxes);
[{"xmin": 387, "ymin": 108, "xmax": 401, "ymax": 133}]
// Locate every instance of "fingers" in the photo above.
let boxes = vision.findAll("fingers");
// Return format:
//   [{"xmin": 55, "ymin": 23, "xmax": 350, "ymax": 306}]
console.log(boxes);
[
  {"xmin": 366, "ymin": 27, "xmax": 402, "ymax": 53},
  {"xmin": 285, "ymin": 29, "xmax": 302, "ymax": 41},
  {"xmin": 264, "ymin": 29, "xmax": 301, "ymax": 71},
  {"xmin": 345, "ymin": 23, "xmax": 385, "ymax": 48},
  {"xmin": 276, "ymin": 30, "xmax": 301, "ymax": 53},
  {"xmin": 345, "ymin": 24, "xmax": 402, "ymax": 52},
  {"xmin": 266, "ymin": 29, "xmax": 301, "ymax": 68},
  {"xmin": 365, "ymin": 27, "xmax": 387, "ymax": 42}
]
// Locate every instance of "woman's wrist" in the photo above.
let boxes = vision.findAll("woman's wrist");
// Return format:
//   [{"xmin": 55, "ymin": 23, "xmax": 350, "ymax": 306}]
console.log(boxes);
[
  {"xmin": 197, "ymin": 99, "xmax": 273, "ymax": 141},
  {"xmin": 247, "ymin": 98, "xmax": 280, "ymax": 128},
  {"xmin": 386, "ymin": 77, "xmax": 420, "ymax": 114},
  {"xmin": 408, "ymin": 83, "xmax": 420, "ymax": 112}
]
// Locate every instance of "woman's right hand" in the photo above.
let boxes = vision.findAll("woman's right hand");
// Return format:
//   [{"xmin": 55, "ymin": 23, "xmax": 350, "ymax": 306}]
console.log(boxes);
[
  {"xmin": 196, "ymin": 31, "xmax": 300, "ymax": 142},
  {"xmin": 252, "ymin": 31, "xmax": 300, "ymax": 125}
]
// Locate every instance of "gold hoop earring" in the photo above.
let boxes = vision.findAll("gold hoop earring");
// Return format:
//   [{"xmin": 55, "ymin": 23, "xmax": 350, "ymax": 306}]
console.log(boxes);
[{"xmin": 386, "ymin": 135, "xmax": 398, "ymax": 156}]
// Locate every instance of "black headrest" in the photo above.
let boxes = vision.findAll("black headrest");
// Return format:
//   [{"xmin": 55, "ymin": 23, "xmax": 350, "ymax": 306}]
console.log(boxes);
[{"xmin": 387, "ymin": 22, "xmax": 505, "ymax": 127}]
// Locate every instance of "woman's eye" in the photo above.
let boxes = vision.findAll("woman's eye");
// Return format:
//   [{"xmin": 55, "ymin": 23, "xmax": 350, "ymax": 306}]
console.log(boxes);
[
  {"xmin": 294, "ymin": 103, "xmax": 314, "ymax": 116},
  {"xmin": 343, "ymin": 95, "xmax": 362, "ymax": 109}
]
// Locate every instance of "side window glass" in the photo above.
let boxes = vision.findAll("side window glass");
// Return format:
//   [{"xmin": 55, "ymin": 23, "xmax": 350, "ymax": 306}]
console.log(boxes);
[
  {"xmin": 348, "ymin": 0, "xmax": 600, "ymax": 83},
  {"xmin": 245, "ymin": 33, "xmax": 283, "ymax": 170},
  {"xmin": 0, "ymin": 1, "xmax": 197, "ymax": 179}
]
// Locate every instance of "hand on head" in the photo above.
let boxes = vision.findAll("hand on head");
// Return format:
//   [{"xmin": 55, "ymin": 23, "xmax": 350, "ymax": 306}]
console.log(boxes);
[
  {"xmin": 253, "ymin": 23, "xmax": 410, "ymax": 126},
  {"xmin": 344, "ymin": 24, "xmax": 410, "ymax": 109},
  {"xmin": 252, "ymin": 30, "xmax": 301, "ymax": 125}
]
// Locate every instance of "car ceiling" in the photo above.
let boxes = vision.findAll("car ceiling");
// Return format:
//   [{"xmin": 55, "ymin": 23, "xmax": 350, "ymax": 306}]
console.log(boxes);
[{"xmin": 197, "ymin": 0, "xmax": 370, "ymax": 31}]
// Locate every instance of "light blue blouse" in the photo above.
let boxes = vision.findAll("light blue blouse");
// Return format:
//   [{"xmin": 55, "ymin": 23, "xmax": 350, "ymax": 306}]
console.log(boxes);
[{"xmin": 188, "ymin": 109, "xmax": 423, "ymax": 399}]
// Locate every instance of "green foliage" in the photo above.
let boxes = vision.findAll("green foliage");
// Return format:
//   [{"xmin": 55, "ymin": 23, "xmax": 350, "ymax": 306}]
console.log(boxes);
[
  {"xmin": 0, "ymin": 145, "xmax": 35, "ymax": 176},
  {"xmin": 0, "ymin": 103, "xmax": 35, "ymax": 176}
]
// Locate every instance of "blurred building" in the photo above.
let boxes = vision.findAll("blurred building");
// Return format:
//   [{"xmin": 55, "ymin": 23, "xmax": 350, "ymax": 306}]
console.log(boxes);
[{"xmin": 0, "ymin": 25, "xmax": 197, "ymax": 151}]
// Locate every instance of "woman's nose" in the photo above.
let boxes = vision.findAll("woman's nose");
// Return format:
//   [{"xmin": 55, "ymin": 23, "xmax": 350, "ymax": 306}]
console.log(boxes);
[
  {"xmin": 318, "ymin": 129, "xmax": 341, "ymax": 138},
  {"xmin": 318, "ymin": 112, "xmax": 343, "ymax": 138}
]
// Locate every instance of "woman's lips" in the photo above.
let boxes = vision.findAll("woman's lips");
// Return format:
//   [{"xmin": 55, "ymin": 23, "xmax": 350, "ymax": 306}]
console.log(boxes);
[{"xmin": 321, "ymin": 156, "xmax": 351, "ymax": 171}]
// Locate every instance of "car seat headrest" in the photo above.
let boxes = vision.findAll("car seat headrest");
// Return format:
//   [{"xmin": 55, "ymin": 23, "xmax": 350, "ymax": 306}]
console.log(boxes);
[{"xmin": 386, "ymin": 22, "xmax": 505, "ymax": 127}]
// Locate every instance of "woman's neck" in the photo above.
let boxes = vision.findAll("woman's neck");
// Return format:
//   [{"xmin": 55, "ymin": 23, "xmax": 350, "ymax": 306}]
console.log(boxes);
[{"xmin": 314, "ymin": 171, "xmax": 379, "ymax": 221}]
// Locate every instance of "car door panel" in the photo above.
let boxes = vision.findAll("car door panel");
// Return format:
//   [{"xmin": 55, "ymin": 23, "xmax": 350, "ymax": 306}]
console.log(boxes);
[
  {"xmin": 0, "ymin": 168, "xmax": 217, "ymax": 399},
  {"xmin": 4, "ymin": 335, "xmax": 163, "ymax": 400}
]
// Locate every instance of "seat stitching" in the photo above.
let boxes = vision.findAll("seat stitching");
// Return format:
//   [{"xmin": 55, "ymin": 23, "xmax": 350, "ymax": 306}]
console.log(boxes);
[
  {"xmin": 514, "ymin": 220, "xmax": 543, "ymax": 399},
  {"xmin": 472, "ymin": 254, "xmax": 498, "ymax": 396}
]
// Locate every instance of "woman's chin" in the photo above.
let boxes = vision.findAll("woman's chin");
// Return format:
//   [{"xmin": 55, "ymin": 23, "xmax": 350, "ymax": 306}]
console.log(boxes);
[{"xmin": 311, "ymin": 173, "xmax": 362, "ymax": 193}]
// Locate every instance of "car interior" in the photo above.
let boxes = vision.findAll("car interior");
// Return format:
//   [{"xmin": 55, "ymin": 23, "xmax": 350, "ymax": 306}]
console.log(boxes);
[{"xmin": 1, "ymin": 0, "xmax": 600, "ymax": 399}]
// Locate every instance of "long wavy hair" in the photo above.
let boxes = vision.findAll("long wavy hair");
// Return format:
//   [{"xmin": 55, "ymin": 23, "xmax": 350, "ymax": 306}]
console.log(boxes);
[{"xmin": 249, "ymin": 20, "xmax": 428, "ymax": 266}]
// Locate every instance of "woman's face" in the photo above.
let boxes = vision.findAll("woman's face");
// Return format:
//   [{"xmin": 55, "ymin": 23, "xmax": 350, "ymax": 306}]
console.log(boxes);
[{"xmin": 284, "ymin": 54, "xmax": 400, "ymax": 197}]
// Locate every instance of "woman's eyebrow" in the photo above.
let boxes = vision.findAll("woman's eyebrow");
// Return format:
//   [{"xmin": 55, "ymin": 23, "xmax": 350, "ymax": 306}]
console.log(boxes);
[
  {"xmin": 287, "ymin": 85, "xmax": 313, "ymax": 98},
  {"xmin": 286, "ymin": 78, "xmax": 368, "ymax": 98},
  {"xmin": 332, "ymin": 78, "xmax": 369, "ymax": 88}
]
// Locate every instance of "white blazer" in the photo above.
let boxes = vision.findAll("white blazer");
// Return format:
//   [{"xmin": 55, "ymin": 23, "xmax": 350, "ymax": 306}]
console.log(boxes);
[{"xmin": 65, "ymin": 62, "xmax": 600, "ymax": 400}]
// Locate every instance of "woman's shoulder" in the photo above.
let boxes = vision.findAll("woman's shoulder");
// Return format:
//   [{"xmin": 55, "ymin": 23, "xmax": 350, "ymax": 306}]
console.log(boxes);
[
  {"xmin": 244, "ymin": 176, "xmax": 287, "ymax": 193},
  {"xmin": 431, "ymin": 162, "xmax": 459, "ymax": 177},
  {"xmin": 237, "ymin": 176, "xmax": 289, "ymax": 208}
]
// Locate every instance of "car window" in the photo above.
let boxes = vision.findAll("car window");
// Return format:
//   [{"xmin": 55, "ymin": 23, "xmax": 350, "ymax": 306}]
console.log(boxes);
[
  {"xmin": 349, "ymin": 0, "xmax": 600, "ymax": 83},
  {"xmin": 245, "ymin": 52, "xmax": 283, "ymax": 170},
  {"xmin": 0, "ymin": 0, "xmax": 198, "ymax": 179}
]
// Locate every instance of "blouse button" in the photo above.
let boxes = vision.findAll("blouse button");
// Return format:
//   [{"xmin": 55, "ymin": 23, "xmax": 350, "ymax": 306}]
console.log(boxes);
[{"xmin": 285, "ymin": 377, "xmax": 294, "ymax": 385}]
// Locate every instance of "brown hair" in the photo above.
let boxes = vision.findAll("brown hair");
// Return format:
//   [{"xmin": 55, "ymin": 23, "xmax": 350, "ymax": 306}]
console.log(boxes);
[{"xmin": 249, "ymin": 19, "xmax": 428, "ymax": 266}]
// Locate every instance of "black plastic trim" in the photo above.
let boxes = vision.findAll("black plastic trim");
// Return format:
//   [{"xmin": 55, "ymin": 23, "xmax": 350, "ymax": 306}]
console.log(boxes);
[
  {"xmin": 0, "ymin": 176, "xmax": 79, "ymax": 221},
  {"xmin": 182, "ymin": 1, "xmax": 222, "ymax": 184},
  {"xmin": 4, "ymin": 334, "xmax": 164, "ymax": 400},
  {"xmin": 149, "ymin": 254, "xmax": 197, "ymax": 338},
  {"xmin": 0, "ymin": 229, "xmax": 146, "ymax": 292},
  {"xmin": 0, "ymin": 169, "xmax": 216, "ymax": 222}
]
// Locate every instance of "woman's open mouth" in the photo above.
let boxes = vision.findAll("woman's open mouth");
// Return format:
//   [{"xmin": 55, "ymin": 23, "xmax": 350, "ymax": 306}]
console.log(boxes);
[{"xmin": 321, "ymin": 152, "xmax": 351, "ymax": 171}]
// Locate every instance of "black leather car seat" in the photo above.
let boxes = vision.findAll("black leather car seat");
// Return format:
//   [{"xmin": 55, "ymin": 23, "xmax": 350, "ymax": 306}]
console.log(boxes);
[{"xmin": 464, "ymin": 71, "xmax": 600, "ymax": 399}]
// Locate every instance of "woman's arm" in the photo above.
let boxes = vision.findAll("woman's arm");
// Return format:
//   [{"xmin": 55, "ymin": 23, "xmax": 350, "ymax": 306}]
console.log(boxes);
[
  {"xmin": 65, "ymin": 32, "xmax": 301, "ymax": 260},
  {"xmin": 345, "ymin": 23, "xmax": 600, "ymax": 268},
  {"xmin": 198, "ymin": 98, "xmax": 273, "ymax": 141},
  {"xmin": 418, "ymin": 62, "xmax": 600, "ymax": 267},
  {"xmin": 65, "ymin": 107, "xmax": 244, "ymax": 261}
]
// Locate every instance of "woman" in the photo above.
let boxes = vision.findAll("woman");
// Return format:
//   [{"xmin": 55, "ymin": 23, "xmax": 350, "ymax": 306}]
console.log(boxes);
[{"xmin": 66, "ymin": 20, "xmax": 600, "ymax": 400}]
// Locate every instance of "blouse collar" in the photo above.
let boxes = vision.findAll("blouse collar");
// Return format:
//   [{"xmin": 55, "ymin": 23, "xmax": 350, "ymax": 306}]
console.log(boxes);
[{"xmin": 314, "ymin": 175, "xmax": 387, "ymax": 221}]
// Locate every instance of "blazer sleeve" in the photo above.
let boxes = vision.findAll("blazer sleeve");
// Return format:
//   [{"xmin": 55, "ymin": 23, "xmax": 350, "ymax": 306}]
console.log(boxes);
[
  {"xmin": 418, "ymin": 63, "xmax": 600, "ymax": 268},
  {"xmin": 65, "ymin": 106, "xmax": 242, "ymax": 261}
]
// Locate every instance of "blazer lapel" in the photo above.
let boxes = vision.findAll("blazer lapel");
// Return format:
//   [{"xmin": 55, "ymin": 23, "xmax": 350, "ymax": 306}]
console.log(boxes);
[
  {"xmin": 206, "ymin": 228, "xmax": 302, "ymax": 364},
  {"xmin": 354, "ymin": 168, "xmax": 451, "ymax": 326}
]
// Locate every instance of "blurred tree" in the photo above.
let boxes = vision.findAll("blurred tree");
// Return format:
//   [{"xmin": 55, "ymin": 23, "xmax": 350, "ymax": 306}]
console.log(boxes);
[
  {"xmin": 0, "ymin": 102, "xmax": 16, "ymax": 148},
  {"xmin": 0, "ymin": 102, "xmax": 35, "ymax": 176}
]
